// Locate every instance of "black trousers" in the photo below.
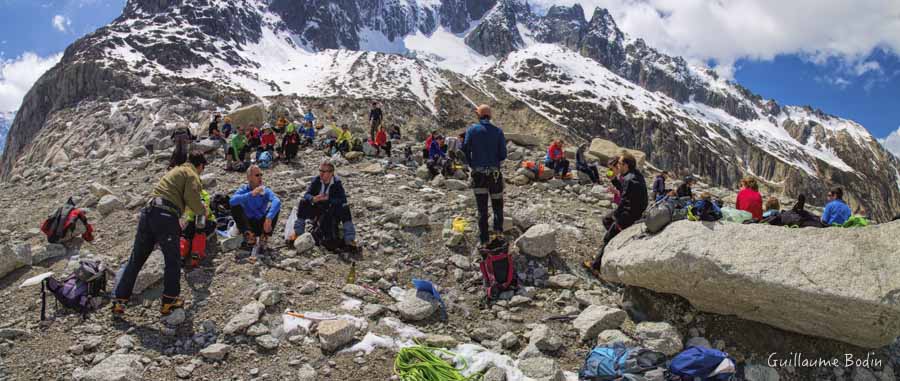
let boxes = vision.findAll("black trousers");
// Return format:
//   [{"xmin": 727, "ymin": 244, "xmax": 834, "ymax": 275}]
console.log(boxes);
[
  {"xmin": 547, "ymin": 159, "xmax": 570, "ymax": 176},
  {"xmin": 577, "ymin": 163, "xmax": 599, "ymax": 183},
  {"xmin": 229, "ymin": 145, "xmax": 251, "ymax": 161},
  {"xmin": 471, "ymin": 170, "xmax": 504, "ymax": 244},
  {"xmin": 376, "ymin": 141, "xmax": 392, "ymax": 157},
  {"xmin": 114, "ymin": 206, "xmax": 181, "ymax": 300},
  {"xmin": 590, "ymin": 213, "xmax": 632, "ymax": 269},
  {"xmin": 231, "ymin": 204, "xmax": 279, "ymax": 238}
]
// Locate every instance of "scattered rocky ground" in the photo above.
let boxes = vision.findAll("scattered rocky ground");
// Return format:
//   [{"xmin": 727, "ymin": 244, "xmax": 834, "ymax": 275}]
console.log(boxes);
[{"xmin": 0, "ymin": 134, "xmax": 897, "ymax": 381}]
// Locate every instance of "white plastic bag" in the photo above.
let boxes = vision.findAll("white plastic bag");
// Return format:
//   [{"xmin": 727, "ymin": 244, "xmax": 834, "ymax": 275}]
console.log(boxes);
[{"xmin": 283, "ymin": 204, "xmax": 298, "ymax": 242}]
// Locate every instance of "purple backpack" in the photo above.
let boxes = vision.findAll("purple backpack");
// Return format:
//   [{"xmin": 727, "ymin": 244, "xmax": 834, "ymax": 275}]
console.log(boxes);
[{"xmin": 42, "ymin": 261, "xmax": 107, "ymax": 320}]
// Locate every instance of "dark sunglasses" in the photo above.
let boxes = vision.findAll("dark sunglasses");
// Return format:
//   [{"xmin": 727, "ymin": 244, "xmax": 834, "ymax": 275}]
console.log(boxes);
[
  {"xmin": 320, "ymin": 169, "xmax": 334, "ymax": 173},
  {"xmin": 254, "ymin": 174, "xmax": 263, "ymax": 178}
]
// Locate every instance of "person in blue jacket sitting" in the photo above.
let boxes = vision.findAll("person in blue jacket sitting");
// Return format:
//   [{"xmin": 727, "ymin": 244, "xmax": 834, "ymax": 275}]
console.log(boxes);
[
  {"xmin": 229, "ymin": 165, "xmax": 281, "ymax": 251},
  {"xmin": 291, "ymin": 160, "xmax": 358, "ymax": 252},
  {"xmin": 821, "ymin": 187, "xmax": 851, "ymax": 226},
  {"xmin": 300, "ymin": 120, "xmax": 316, "ymax": 146},
  {"xmin": 427, "ymin": 135, "xmax": 449, "ymax": 177}
]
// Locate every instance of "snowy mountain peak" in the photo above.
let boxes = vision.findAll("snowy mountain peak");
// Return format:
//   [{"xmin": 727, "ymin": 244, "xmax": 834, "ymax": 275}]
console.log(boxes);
[{"xmin": 2, "ymin": 0, "xmax": 900, "ymax": 219}]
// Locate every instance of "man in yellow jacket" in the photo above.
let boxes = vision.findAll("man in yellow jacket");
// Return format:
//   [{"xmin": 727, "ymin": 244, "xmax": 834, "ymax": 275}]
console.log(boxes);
[{"xmin": 112, "ymin": 151, "xmax": 208, "ymax": 316}]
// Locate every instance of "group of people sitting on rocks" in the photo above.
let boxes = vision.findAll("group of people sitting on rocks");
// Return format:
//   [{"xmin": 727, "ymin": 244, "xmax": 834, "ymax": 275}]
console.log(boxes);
[
  {"xmin": 111, "ymin": 102, "xmax": 510, "ymax": 318},
  {"xmin": 110, "ymin": 97, "xmax": 879, "ymax": 322}
]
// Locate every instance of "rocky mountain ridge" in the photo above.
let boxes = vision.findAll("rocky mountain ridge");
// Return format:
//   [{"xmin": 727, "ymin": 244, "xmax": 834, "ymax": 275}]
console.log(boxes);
[
  {"xmin": 0, "ymin": 112, "xmax": 12, "ymax": 155},
  {"xmin": 2, "ymin": 0, "xmax": 899, "ymax": 220}
]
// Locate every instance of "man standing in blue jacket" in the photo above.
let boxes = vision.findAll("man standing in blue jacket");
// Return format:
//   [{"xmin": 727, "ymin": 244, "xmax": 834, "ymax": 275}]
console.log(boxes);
[
  {"xmin": 462, "ymin": 105, "xmax": 507, "ymax": 245},
  {"xmin": 822, "ymin": 187, "xmax": 851, "ymax": 226},
  {"xmin": 230, "ymin": 165, "xmax": 282, "ymax": 251},
  {"xmin": 291, "ymin": 160, "xmax": 358, "ymax": 252}
]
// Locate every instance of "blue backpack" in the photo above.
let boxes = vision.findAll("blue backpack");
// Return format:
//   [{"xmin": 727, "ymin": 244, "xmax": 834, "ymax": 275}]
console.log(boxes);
[
  {"xmin": 668, "ymin": 346, "xmax": 735, "ymax": 381},
  {"xmin": 258, "ymin": 151, "xmax": 273, "ymax": 169},
  {"xmin": 579, "ymin": 342, "xmax": 666, "ymax": 380}
]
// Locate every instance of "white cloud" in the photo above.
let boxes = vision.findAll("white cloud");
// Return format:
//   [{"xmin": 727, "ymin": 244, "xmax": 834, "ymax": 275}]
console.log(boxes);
[
  {"xmin": 52, "ymin": 15, "xmax": 71, "ymax": 32},
  {"xmin": 853, "ymin": 61, "xmax": 882, "ymax": 76},
  {"xmin": 0, "ymin": 52, "xmax": 63, "ymax": 112},
  {"xmin": 528, "ymin": 0, "xmax": 900, "ymax": 79},
  {"xmin": 881, "ymin": 127, "xmax": 900, "ymax": 158}
]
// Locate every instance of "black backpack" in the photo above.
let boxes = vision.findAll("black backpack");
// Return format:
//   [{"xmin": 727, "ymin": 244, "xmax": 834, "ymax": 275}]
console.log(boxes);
[
  {"xmin": 42, "ymin": 260, "xmax": 107, "ymax": 320},
  {"xmin": 309, "ymin": 209, "xmax": 345, "ymax": 252}
]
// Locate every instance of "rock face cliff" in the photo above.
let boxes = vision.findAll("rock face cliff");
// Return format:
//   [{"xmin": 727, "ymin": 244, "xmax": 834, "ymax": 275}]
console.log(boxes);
[
  {"xmin": 0, "ymin": 112, "xmax": 12, "ymax": 154},
  {"xmin": 3, "ymin": 0, "xmax": 899, "ymax": 220}
]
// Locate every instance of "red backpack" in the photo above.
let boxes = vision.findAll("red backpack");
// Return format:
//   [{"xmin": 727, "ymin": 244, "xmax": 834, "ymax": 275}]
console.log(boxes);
[
  {"xmin": 40, "ymin": 198, "xmax": 94, "ymax": 244},
  {"xmin": 478, "ymin": 237, "xmax": 518, "ymax": 303}
]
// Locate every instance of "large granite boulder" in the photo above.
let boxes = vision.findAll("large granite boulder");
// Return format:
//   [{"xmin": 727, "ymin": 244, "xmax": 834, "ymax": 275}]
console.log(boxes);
[
  {"xmin": 588, "ymin": 138, "xmax": 645, "ymax": 167},
  {"xmin": 601, "ymin": 220, "xmax": 900, "ymax": 348}
]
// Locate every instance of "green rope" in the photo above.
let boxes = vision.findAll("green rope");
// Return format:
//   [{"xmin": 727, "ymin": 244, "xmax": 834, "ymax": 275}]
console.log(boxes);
[{"xmin": 393, "ymin": 345, "xmax": 483, "ymax": 381}]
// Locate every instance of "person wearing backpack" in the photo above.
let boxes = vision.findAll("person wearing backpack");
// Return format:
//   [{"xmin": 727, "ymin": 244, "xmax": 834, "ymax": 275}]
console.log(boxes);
[
  {"xmin": 168, "ymin": 124, "xmax": 195, "ymax": 169},
  {"xmin": 112, "ymin": 151, "xmax": 208, "ymax": 316},
  {"xmin": 587, "ymin": 152, "xmax": 648, "ymax": 272},
  {"xmin": 462, "ymin": 105, "xmax": 507, "ymax": 246},
  {"xmin": 821, "ymin": 187, "xmax": 852, "ymax": 226},
  {"xmin": 290, "ymin": 160, "xmax": 358, "ymax": 252},
  {"xmin": 736, "ymin": 177, "xmax": 763, "ymax": 220},
  {"xmin": 229, "ymin": 165, "xmax": 282, "ymax": 254}
]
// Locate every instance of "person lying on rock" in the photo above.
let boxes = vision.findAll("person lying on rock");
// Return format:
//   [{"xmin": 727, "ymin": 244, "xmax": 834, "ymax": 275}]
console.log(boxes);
[
  {"xmin": 112, "ymin": 150, "xmax": 208, "ymax": 317},
  {"xmin": 290, "ymin": 160, "xmax": 358, "ymax": 252},
  {"xmin": 586, "ymin": 152, "xmax": 648, "ymax": 274},
  {"xmin": 229, "ymin": 165, "xmax": 281, "ymax": 255}
]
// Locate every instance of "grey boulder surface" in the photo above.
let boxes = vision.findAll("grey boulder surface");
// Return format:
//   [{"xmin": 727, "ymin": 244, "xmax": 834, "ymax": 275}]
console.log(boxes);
[{"xmin": 601, "ymin": 220, "xmax": 900, "ymax": 348}]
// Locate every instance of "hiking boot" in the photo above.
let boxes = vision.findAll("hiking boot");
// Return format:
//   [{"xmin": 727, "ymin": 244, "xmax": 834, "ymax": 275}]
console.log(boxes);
[
  {"xmin": 160, "ymin": 297, "xmax": 184, "ymax": 316},
  {"xmin": 582, "ymin": 260, "xmax": 601, "ymax": 279},
  {"xmin": 111, "ymin": 299, "xmax": 127, "ymax": 316}
]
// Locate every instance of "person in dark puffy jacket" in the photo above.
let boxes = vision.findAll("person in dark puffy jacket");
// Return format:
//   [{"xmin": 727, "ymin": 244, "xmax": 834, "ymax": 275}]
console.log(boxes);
[
  {"xmin": 691, "ymin": 192, "xmax": 722, "ymax": 221},
  {"xmin": 587, "ymin": 152, "xmax": 647, "ymax": 272}
]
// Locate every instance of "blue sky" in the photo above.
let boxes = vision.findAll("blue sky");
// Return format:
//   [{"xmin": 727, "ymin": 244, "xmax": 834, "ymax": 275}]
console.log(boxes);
[{"xmin": 1, "ymin": 0, "xmax": 899, "ymax": 143}]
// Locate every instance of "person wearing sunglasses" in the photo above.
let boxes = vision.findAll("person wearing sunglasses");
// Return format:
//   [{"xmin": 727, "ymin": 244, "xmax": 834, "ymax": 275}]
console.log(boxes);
[
  {"xmin": 291, "ymin": 160, "xmax": 358, "ymax": 252},
  {"xmin": 229, "ymin": 165, "xmax": 282, "ymax": 255}
]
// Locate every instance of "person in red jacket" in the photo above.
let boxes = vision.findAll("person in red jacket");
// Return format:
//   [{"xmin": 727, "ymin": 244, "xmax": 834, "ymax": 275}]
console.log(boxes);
[
  {"xmin": 736, "ymin": 177, "xmax": 763, "ymax": 220},
  {"xmin": 373, "ymin": 125, "xmax": 391, "ymax": 157},
  {"xmin": 544, "ymin": 139, "xmax": 570, "ymax": 178}
]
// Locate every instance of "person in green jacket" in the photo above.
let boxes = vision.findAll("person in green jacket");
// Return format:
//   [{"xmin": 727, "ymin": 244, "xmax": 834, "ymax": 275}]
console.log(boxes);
[{"xmin": 229, "ymin": 126, "xmax": 250, "ymax": 167}]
